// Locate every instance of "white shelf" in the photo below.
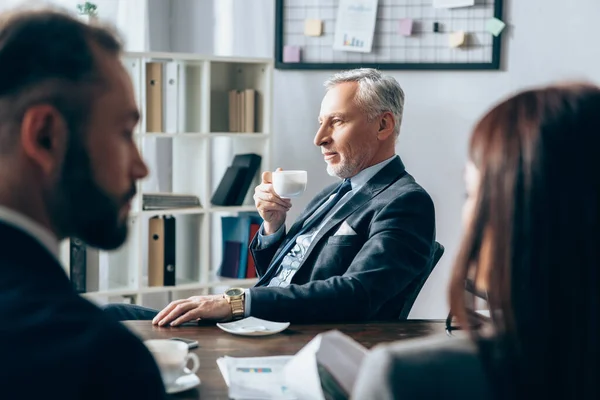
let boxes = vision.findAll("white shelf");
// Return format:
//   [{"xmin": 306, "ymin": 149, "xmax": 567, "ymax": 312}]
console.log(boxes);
[
  {"xmin": 209, "ymin": 205, "xmax": 258, "ymax": 213},
  {"xmin": 133, "ymin": 207, "xmax": 206, "ymax": 217},
  {"xmin": 135, "ymin": 132, "xmax": 270, "ymax": 139},
  {"xmin": 64, "ymin": 51, "xmax": 272, "ymax": 309},
  {"xmin": 209, "ymin": 132, "xmax": 270, "ymax": 138}
]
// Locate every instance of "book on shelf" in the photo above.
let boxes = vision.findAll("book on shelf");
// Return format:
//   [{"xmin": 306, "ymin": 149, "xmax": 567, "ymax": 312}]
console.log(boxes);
[
  {"xmin": 148, "ymin": 215, "xmax": 176, "ymax": 286},
  {"xmin": 218, "ymin": 212, "xmax": 263, "ymax": 279},
  {"xmin": 142, "ymin": 193, "xmax": 201, "ymax": 210},
  {"xmin": 211, "ymin": 153, "xmax": 262, "ymax": 206},
  {"xmin": 228, "ymin": 88, "xmax": 256, "ymax": 132}
]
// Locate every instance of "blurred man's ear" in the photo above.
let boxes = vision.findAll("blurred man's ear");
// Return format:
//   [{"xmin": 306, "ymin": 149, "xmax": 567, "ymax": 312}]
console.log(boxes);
[{"xmin": 20, "ymin": 105, "xmax": 68, "ymax": 176}]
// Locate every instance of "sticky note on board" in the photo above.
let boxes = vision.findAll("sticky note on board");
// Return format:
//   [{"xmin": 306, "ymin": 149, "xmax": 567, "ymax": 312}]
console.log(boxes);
[
  {"xmin": 449, "ymin": 31, "xmax": 466, "ymax": 48},
  {"xmin": 304, "ymin": 19, "xmax": 323, "ymax": 36},
  {"xmin": 485, "ymin": 18, "xmax": 506, "ymax": 36},
  {"xmin": 283, "ymin": 45, "xmax": 301, "ymax": 63},
  {"xmin": 398, "ymin": 18, "xmax": 413, "ymax": 36}
]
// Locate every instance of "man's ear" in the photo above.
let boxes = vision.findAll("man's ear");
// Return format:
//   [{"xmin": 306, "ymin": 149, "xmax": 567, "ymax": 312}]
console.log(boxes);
[
  {"xmin": 377, "ymin": 111, "xmax": 395, "ymax": 141},
  {"xmin": 20, "ymin": 105, "xmax": 67, "ymax": 176}
]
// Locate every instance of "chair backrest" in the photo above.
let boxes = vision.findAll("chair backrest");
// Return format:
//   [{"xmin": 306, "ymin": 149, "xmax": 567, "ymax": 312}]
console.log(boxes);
[{"xmin": 398, "ymin": 241, "xmax": 445, "ymax": 319}]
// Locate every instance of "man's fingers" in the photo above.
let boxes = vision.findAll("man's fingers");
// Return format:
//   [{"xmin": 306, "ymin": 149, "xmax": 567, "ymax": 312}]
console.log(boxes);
[
  {"xmin": 170, "ymin": 309, "xmax": 202, "ymax": 327},
  {"xmin": 255, "ymin": 188, "xmax": 292, "ymax": 208},
  {"xmin": 261, "ymin": 171, "xmax": 272, "ymax": 184},
  {"xmin": 152, "ymin": 299, "xmax": 186, "ymax": 324},
  {"xmin": 261, "ymin": 168, "xmax": 283, "ymax": 184},
  {"xmin": 157, "ymin": 302, "xmax": 196, "ymax": 327}
]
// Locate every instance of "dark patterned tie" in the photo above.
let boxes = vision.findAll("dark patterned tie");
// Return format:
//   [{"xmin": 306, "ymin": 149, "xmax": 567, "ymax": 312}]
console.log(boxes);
[{"xmin": 265, "ymin": 178, "xmax": 352, "ymax": 274}]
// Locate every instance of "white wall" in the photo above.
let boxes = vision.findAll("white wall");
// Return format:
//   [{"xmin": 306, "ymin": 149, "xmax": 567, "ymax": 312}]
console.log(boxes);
[
  {"xmin": 167, "ymin": 0, "xmax": 600, "ymax": 318},
  {"xmin": 0, "ymin": 0, "xmax": 150, "ymax": 51}
]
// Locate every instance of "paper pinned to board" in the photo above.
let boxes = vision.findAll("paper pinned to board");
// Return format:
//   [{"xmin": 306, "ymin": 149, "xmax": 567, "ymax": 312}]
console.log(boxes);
[
  {"xmin": 449, "ymin": 31, "xmax": 466, "ymax": 48},
  {"xmin": 398, "ymin": 18, "xmax": 413, "ymax": 36},
  {"xmin": 283, "ymin": 45, "xmax": 301, "ymax": 62},
  {"xmin": 333, "ymin": 0, "xmax": 379, "ymax": 53},
  {"xmin": 485, "ymin": 17, "xmax": 506, "ymax": 36},
  {"xmin": 433, "ymin": 0, "xmax": 474, "ymax": 8},
  {"xmin": 304, "ymin": 19, "xmax": 323, "ymax": 36}
]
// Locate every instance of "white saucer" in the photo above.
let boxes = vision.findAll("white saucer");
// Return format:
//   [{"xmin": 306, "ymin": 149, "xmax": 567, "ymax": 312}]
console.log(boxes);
[
  {"xmin": 216, "ymin": 317, "xmax": 290, "ymax": 336},
  {"xmin": 165, "ymin": 373, "xmax": 201, "ymax": 394}
]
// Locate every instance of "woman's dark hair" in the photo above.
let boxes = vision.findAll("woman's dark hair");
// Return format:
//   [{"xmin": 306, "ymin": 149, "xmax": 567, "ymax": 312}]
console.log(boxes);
[{"xmin": 449, "ymin": 83, "xmax": 600, "ymax": 399}]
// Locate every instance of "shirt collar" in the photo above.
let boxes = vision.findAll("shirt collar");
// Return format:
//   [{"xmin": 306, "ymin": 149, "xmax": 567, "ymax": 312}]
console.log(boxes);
[
  {"xmin": 348, "ymin": 155, "xmax": 397, "ymax": 191},
  {"xmin": 0, "ymin": 205, "xmax": 60, "ymax": 260}
]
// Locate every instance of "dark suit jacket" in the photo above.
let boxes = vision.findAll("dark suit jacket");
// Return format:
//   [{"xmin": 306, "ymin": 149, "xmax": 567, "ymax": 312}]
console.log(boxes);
[
  {"xmin": 352, "ymin": 333, "xmax": 492, "ymax": 399},
  {"xmin": 0, "ymin": 222, "xmax": 167, "ymax": 399},
  {"xmin": 249, "ymin": 156, "xmax": 436, "ymax": 322}
]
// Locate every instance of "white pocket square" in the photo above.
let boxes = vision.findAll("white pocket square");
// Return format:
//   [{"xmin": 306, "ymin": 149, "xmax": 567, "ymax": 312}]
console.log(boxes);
[{"xmin": 334, "ymin": 221, "xmax": 357, "ymax": 236}]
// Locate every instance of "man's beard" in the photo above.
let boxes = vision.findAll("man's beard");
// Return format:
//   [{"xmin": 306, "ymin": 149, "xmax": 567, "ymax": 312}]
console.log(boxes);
[
  {"xmin": 326, "ymin": 152, "xmax": 368, "ymax": 179},
  {"xmin": 50, "ymin": 135, "xmax": 135, "ymax": 250}
]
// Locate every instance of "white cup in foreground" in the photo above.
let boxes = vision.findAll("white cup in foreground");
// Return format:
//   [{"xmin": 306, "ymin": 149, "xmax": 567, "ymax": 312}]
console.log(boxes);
[
  {"xmin": 272, "ymin": 170, "xmax": 307, "ymax": 199},
  {"xmin": 144, "ymin": 339, "xmax": 200, "ymax": 387}
]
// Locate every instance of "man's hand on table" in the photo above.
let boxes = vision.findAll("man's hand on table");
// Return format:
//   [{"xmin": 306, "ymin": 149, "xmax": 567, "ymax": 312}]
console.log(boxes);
[{"xmin": 152, "ymin": 294, "xmax": 233, "ymax": 327}]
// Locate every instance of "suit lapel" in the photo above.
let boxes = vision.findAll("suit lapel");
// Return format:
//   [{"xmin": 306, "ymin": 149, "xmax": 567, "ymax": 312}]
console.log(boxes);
[
  {"xmin": 299, "ymin": 156, "xmax": 407, "ymax": 266},
  {"xmin": 266, "ymin": 184, "xmax": 338, "ymax": 267}
]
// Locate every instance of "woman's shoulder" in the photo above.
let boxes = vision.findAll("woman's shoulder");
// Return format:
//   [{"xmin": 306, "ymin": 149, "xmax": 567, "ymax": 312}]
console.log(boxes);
[{"xmin": 352, "ymin": 333, "xmax": 492, "ymax": 399}]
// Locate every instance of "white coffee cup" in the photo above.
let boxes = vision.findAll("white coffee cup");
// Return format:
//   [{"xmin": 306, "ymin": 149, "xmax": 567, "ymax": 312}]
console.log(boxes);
[
  {"xmin": 272, "ymin": 170, "xmax": 307, "ymax": 199},
  {"xmin": 144, "ymin": 339, "xmax": 200, "ymax": 387}
]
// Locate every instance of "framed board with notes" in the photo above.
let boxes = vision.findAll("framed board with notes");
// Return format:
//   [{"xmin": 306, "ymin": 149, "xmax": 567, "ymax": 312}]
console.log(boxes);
[{"xmin": 275, "ymin": 0, "xmax": 505, "ymax": 70}]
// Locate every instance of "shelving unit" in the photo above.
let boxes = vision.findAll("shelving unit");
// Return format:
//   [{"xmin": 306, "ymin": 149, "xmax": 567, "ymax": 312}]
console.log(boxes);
[{"xmin": 60, "ymin": 51, "xmax": 272, "ymax": 309}]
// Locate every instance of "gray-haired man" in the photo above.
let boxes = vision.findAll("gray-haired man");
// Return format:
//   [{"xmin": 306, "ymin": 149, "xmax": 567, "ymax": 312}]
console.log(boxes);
[{"xmin": 106, "ymin": 68, "xmax": 438, "ymax": 326}]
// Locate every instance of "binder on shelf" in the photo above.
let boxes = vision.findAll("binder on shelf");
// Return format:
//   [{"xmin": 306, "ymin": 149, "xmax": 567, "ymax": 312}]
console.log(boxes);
[
  {"xmin": 220, "ymin": 240, "xmax": 241, "ymax": 279},
  {"xmin": 148, "ymin": 215, "xmax": 176, "ymax": 286},
  {"xmin": 164, "ymin": 62, "xmax": 180, "ymax": 133},
  {"xmin": 232, "ymin": 153, "xmax": 262, "ymax": 205},
  {"xmin": 145, "ymin": 62, "xmax": 163, "ymax": 132},
  {"xmin": 210, "ymin": 166, "xmax": 248, "ymax": 206},
  {"xmin": 69, "ymin": 238, "xmax": 86, "ymax": 293},
  {"xmin": 218, "ymin": 212, "xmax": 263, "ymax": 279},
  {"xmin": 246, "ymin": 222, "xmax": 260, "ymax": 279},
  {"xmin": 211, "ymin": 153, "xmax": 262, "ymax": 206}
]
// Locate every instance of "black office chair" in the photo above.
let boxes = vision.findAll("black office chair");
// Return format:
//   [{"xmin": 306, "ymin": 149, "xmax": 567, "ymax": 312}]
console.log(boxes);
[{"xmin": 398, "ymin": 241, "xmax": 445, "ymax": 319}]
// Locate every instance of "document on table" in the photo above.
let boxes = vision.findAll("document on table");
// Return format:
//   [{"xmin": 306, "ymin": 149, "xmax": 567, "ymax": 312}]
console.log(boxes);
[
  {"xmin": 217, "ymin": 355, "xmax": 296, "ymax": 399},
  {"xmin": 217, "ymin": 330, "xmax": 368, "ymax": 399}
]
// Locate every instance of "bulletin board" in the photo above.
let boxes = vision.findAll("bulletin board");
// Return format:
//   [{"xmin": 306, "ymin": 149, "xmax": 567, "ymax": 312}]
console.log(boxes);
[{"xmin": 275, "ymin": 0, "xmax": 504, "ymax": 70}]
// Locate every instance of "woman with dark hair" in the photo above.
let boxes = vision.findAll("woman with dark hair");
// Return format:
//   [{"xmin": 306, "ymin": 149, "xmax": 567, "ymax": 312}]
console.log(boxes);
[{"xmin": 352, "ymin": 83, "xmax": 600, "ymax": 399}]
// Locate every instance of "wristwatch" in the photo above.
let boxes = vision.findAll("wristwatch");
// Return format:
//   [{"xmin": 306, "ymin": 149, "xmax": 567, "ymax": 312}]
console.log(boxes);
[{"xmin": 224, "ymin": 287, "xmax": 245, "ymax": 320}]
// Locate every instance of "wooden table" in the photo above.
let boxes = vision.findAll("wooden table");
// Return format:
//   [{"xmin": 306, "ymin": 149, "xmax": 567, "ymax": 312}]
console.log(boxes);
[{"xmin": 126, "ymin": 320, "xmax": 446, "ymax": 399}]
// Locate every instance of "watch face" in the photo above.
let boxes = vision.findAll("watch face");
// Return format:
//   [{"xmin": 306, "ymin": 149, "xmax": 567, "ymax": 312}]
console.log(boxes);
[{"xmin": 227, "ymin": 288, "xmax": 243, "ymax": 297}]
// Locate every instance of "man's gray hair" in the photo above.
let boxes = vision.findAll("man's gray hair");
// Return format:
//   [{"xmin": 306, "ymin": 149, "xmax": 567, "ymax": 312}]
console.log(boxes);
[{"xmin": 324, "ymin": 68, "xmax": 404, "ymax": 137}]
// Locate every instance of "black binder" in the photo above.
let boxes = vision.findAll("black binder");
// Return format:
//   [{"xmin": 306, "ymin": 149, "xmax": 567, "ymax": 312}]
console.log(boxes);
[
  {"xmin": 148, "ymin": 215, "xmax": 176, "ymax": 286},
  {"xmin": 211, "ymin": 153, "xmax": 262, "ymax": 206}
]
